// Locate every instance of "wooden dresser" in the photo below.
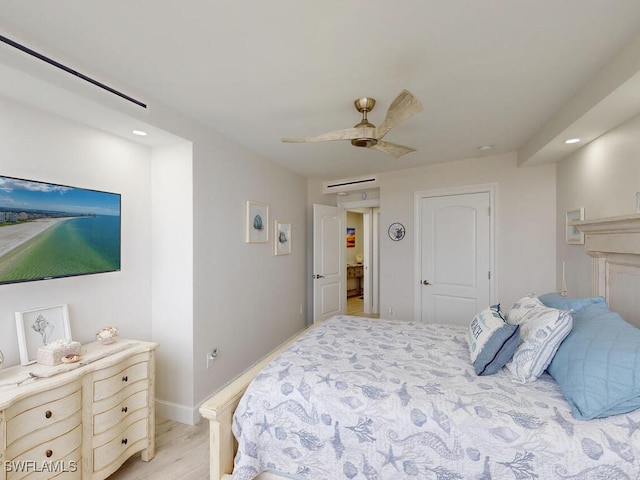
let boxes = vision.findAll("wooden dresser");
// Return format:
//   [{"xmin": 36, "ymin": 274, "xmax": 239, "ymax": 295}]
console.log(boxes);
[
  {"xmin": 0, "ymin": 339, "xmax": 157, "ymax": 480},
  {"xmin": 346, "ymin": 265, "xmax": 364, "ymax": 297}
]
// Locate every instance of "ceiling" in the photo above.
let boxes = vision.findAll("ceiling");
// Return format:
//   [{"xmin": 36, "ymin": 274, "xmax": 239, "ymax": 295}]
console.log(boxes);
[{"xmin": 1, "ymin": 1, "xmax": 640, "ymax": 181}]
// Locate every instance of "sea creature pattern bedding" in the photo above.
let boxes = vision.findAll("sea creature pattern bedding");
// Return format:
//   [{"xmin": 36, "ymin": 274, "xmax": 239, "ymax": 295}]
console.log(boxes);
[{"xmin": 232, "ymin": 316, "xmax": 640, "ymax": 480}]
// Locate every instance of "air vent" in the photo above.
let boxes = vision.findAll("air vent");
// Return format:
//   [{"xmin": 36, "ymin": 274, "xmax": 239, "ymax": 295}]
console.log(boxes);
[
  {"xmin": 323, "ymin": 175, "xmax": 379, "ymax": 194},
  {"xmin": 0, "ymin": 35, "xmax": 147, "ymax": 109}
]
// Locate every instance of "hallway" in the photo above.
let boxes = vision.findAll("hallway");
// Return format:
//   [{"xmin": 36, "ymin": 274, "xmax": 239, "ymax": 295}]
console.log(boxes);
[{"xmin": 346, "ymin": 295, "xmax": 380, "ymax": 318}]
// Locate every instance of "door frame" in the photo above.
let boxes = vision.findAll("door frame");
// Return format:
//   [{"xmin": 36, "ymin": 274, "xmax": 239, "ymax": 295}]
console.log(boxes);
[
  {"xmin": 413, "ymin": 183, "xmax": 498, "ymax": 322},
  {"xmin": 338, "ymin": 197, "xmax": 380, "ymax": 315}
]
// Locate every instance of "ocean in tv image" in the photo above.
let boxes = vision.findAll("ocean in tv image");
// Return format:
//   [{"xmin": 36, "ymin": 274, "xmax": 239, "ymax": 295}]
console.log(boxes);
[{"xmin": 0, "ymin": 176, "xmax": 121, "ymax": 284}]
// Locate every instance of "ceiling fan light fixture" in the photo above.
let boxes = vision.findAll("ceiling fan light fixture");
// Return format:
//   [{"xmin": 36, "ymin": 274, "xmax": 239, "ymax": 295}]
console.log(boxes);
[{"xmin": 351, "ymin": 138, "xmax": 378, "ymax": 148}]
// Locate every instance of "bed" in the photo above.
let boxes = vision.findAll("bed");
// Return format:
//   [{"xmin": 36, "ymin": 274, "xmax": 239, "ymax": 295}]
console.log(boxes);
[{"xmin": 200, "ymin": 213, "xmax": 640, "ymax": 480}]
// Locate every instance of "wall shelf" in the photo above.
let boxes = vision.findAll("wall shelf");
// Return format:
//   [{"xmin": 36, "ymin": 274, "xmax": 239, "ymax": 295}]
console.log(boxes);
[{"xmin": 572, "ymin": 213, "xmax": 640, "ymax": 255}]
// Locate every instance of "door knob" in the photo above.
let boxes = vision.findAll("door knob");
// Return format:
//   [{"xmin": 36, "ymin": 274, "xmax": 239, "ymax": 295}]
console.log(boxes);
[
  {"xmin": 313, "ymin": 274, "xmax": 325, "ymax": 279},
  {"xmin": 421, "ymin": 280, "xmax": 431, "ymax": 286}
]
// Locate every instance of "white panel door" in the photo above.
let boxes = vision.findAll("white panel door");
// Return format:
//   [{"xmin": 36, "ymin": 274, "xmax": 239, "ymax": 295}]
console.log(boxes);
[
  {"xmin": 418, "ymin": 192, "xmax": 492, "ymax": 326},
  {"xmin": 313, "ymin": 204, "xmax": 346, "ymax": 323}
]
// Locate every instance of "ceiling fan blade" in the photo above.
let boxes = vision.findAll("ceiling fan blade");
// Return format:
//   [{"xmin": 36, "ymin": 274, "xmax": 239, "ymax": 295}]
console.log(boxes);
[
  {"xmin": 376, "ymin": 89, "xmax": 423, "ymax": 139},
  {"xmin": 368, "ymin": 140, "xmax": 417, "ymax": 158},
  {"xmin": 282, "ymin": 127, "xmax": 363, "ymax": 143}
]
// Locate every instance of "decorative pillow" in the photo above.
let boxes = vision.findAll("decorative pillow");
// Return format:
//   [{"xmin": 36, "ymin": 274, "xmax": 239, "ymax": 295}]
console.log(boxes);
[
  {"xmin": 547, "ymin": 304, "xmax": 640, "ymax": 419},
  {"xmin": 504, "ymin": 292, "xmax": 538, "ymax": 325},
  {"xmin": 505, "ymin": 295, "xmax": 573, "ymax": 383},
  {"xmin": 538, "ymin": 292, "xmax": 608, "ymax": 313},
  {"xmin": 467, "ymin": 304, "xmax": 520, "ymax": 376}
]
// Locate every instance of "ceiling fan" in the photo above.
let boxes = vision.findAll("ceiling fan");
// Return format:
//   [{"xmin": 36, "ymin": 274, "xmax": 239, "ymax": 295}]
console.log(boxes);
[{"xmin": 282, "ymin": 89, "xmax": 423, "ymax": 158}]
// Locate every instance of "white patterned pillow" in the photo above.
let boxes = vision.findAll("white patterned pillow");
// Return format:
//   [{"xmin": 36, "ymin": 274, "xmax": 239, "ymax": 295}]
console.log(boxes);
[{"xmin": 505, "ymin": 295, "xmax": 573, "ymax": 383}]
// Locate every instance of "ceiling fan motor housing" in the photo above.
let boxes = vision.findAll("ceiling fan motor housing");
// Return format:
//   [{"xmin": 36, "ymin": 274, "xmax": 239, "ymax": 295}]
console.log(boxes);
[{"xmin": 352, "ymin": 97, "xmax": 378, "ymax": 146}]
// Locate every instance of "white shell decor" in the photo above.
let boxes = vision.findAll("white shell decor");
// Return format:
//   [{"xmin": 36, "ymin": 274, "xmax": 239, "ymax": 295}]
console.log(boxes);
[
  {"xmin": 96, "ymin": 326, "xmax": 119, "ymax": 345},
  {"xmin": 61, "ymin": 353, "xmax": 81, "ymax": 364}
]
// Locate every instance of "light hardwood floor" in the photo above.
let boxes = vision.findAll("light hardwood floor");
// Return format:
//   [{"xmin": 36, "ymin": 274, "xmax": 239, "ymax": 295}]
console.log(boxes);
[
  {"xmin": 108, "ymin": 415, "xmax": 209, "ymax": 479},
  {"xmin": 346, "ymin": 296, "xmax": 380, "ymax": 318}
]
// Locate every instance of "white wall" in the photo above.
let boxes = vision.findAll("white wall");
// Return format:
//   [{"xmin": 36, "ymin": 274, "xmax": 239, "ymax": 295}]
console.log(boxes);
[
  {"xmin": 556, "ymin": 112, "xmax": 640, "ymax": 298},
  {"xmin": 0, "ymin": 96, "xmax": 153, "ymax": 363},
  {"xmin": 0, "ymin": 87, "xmax": 309, "ymax": 424},
  {"xmin": 151, "ymin": 142, "xmax": 194, "ymax": 422},
  {"xmin": 378, "ymin": 152, "xmax": 557, "ymax": 320},
  {"xmin": 191, "ymin": 133, "xmax": 308, "ymax": 406}
]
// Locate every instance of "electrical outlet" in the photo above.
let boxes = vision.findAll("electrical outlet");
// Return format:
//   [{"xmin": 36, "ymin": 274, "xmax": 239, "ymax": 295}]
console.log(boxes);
[{"xmin": 206, "ymin": 348, "xmax": 218, "ymax": 369}]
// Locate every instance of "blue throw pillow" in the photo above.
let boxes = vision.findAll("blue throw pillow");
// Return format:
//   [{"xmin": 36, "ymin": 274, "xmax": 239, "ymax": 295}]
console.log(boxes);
[
  {"xmin": 466, "ymin": 305, "xmax": 520, "ymax": 376},
  {"xmin": 539, "ymin": 292, "xmax": 607, "ymax": 313},
  {"xmin": 547, "ymin": 304, "xmax": 640, "ymax": 419}
]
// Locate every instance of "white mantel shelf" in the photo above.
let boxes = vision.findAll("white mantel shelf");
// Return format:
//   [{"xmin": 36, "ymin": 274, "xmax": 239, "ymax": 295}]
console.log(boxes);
[
  {"xmin": 572, "ymin": 213, "xmax": 640, "ymax": 256},
  {"xmin": 572, "ymin": 213, "xmax": 640, "ymax": 235}
]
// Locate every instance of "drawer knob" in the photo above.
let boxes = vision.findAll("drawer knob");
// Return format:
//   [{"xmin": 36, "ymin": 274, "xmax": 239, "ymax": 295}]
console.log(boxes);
[
  {"xmin": 122, "ymin": 406, "xmax": 128, "ymax": 413},
  {"xmin": 46, "ymin": 449, "xmax": 53, "ymax": 458},
  {"xmin": 121, "ymin": 438, "xmax": 128, "ymax": 445},
  {"xmin": 122, "ymin": 375, "xmax": 128, "ymax": 382},
  {"xmin": 45, "ymin": 410, "xmax": 52, "ymax": 419}
]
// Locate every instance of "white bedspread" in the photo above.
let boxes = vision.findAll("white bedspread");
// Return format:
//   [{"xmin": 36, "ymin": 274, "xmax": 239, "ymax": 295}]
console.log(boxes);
[{"xmin": 232, "ymin": 316, "xmax": 640, "ymax": 479}]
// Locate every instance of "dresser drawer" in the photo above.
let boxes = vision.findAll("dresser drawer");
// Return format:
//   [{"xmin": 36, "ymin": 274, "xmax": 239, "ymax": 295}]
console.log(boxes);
[
  {"xmin": 93, "ymin": 389, "xmax": 148, "ymax": 436},
  {"xmin": 93, "ymin": 359, "xmax": 148, "ymax": 402},
  {"xmin": 5, "ymin": 410, "xmax": 81, "ymax": 462},
  {"xmin": 5, "ymin": 383, "xmax": 81, "ymax": 447},
  {"xmin": 347, "ymin": 265, "xmax": 363, "ymax": 277},
  {"xmin": 92, "ymin": 418, "xmax": 148, "ymax": 472},
  {"xmin": 6, "ymin": 423, "xmax": 81, "ymax": 480}
]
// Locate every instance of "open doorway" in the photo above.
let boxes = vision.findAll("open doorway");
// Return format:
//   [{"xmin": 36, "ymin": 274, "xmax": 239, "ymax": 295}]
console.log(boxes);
[{"xmin": 345, "ymin": 208, "xmax": 380, "ymax": 318}]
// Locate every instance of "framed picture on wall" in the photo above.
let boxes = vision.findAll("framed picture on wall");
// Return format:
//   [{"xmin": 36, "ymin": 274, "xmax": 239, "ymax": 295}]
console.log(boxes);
[
  {"xmin": 245, "ymin": 201, "xmax": 269, "ymax": 243},
  {"xmin": 346, "ymin": 227, "xmax": 355, "ymax": 248},
  {"xmin": 566, "ymin": 208, "xmax": 585, "ymax": 245},
  {"xmin": 15, "ymin": 304, "xmax": 72, "ymax": 365},
  {"xmin": 274, "ymin": 220, "xmax": 291, "ymax": 255}
]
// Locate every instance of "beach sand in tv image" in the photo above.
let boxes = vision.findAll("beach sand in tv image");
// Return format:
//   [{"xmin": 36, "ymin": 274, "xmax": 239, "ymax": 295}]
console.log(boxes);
[{"xmin": 0, "ymin": 176, "xmax": 120, "ymax": 284}]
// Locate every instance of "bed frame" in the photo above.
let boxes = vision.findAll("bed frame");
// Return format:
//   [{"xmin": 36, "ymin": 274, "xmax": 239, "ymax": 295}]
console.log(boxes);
[
  {"xmin": 199, "ymin": 212, "xmax": 640, "ymax": 480},
  {"xmin": 199, "ymin": 325, "xmax": 316, "ymax": 480}
]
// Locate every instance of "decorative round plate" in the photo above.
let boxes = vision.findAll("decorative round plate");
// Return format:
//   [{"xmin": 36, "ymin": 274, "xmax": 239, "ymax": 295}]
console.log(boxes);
[{"xmin": 388, "ymin": 223, "xmax": 406, "ymax": 241}]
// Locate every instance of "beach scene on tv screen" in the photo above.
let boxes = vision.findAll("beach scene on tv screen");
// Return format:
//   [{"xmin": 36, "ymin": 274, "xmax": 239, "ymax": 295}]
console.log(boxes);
[{"xmin": 0, "ymin": 176, "xmax": 121, "ymax": 284}]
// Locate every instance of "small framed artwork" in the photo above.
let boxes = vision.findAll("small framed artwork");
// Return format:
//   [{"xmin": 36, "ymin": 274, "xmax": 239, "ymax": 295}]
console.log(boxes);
[
  {"xmin": 245, "ymin": 201, "xmax": 269, "ymax": 243},
  {"xmin": 274, "ymin": 220, "xmax": 292, "ymax": 255},
  {"xmin": 346, "ymin": 227, "xmax": 356, "ymax": 248},
  {"xmin": 15, "ymin": 304, "xmax": 72, "ymax": 365},
  {"xmin": 566, "ymin": 208, "xmax": 585, "ymax": 245}
]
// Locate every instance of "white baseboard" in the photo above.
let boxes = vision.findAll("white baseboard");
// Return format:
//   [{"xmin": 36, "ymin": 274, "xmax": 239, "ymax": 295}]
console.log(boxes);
[{"xmin": 156, "ymin": 398, "xmax": 202, "ymax": 425}]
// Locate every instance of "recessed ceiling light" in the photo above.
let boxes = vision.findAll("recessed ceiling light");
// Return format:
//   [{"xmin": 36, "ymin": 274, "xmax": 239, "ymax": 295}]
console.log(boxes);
[
  {"xmin": 477, "ymin": 145, "xmax": 494, "ymax": 151},
  {"xmin": 565, "ymin": 138, "xmax": 581, "ymax": 144},
  {"xmin": 132, "ymin": 130, "xmax": 147, "ymax": 136}
]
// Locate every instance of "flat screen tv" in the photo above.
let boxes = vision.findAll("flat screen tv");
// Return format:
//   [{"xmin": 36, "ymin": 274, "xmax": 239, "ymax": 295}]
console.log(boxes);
[{"xmin": 0, "ymin": 175, "xmax": 121, "ymax": 285}]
